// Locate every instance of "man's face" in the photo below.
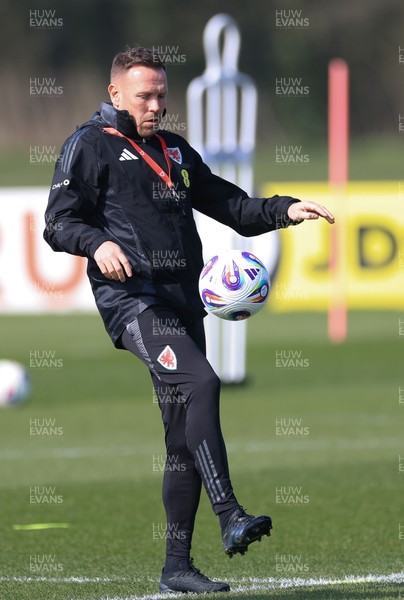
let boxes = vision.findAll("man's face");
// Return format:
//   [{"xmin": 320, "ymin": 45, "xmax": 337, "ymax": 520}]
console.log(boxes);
[{"xmin": 108, "ymin": 65, "xmax": 168, "ymax": 138}]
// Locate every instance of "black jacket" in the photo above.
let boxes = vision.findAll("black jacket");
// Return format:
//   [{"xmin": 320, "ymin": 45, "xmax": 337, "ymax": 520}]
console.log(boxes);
[{"xmin": 44, "ymin": 102, "xmax": 299, "ymax": 344}]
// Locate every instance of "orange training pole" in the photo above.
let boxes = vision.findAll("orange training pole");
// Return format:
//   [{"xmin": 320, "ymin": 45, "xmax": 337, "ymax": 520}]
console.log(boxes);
[{"xmin": 328, "ymin": 59, "xmax": 349, "ymax": 343}]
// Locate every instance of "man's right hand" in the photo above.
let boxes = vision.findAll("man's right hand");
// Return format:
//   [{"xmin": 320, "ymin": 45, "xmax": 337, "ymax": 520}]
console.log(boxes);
[{"xmin": 93, "ymin": 241, "xmax": 133, "ymax": 282}]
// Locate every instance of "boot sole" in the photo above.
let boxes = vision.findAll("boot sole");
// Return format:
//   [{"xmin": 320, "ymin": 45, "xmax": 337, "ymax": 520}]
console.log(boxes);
[
  {"xmin": 224, "ymin": 516, "xmax": 272, "ymax": 558},
  {"xmin": 160, "ymin": 581, "xmax": 230, "ymax": 593}
]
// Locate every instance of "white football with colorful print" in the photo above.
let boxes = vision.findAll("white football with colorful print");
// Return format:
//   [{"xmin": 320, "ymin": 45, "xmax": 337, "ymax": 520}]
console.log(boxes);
[
  {"xmin": 0, "ymin": 360, "xmax": 31, "ymax": 407},
  {"xmin": 198, "ymin": 250, "xmax": 270, "ymax": 321}
]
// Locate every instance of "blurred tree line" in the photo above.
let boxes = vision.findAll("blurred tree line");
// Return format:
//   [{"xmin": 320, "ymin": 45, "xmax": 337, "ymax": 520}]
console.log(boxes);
[{"xmin": 0, "ymin": 0, "xmax": 402, "ymax": 151}]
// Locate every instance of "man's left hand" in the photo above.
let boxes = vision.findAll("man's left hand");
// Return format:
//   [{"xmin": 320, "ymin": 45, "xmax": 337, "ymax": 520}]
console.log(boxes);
[{"xmin": 288, "ymin": 201, "xmax": 335, "ymax": 224}]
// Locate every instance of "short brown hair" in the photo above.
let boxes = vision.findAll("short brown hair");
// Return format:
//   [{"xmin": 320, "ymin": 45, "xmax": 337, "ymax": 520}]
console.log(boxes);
[{"xmin": 110, "ymin": 45, "xmax": 165, "ymax": 81}]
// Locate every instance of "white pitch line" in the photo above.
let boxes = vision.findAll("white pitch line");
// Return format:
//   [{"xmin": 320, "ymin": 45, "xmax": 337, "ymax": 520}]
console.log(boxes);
[
  {"xmin": 0, "ymin": 437, "xmax": 402, "ymax": 462},
  {"xmin": 0, "ymin": 576, "xmax": 131, "ymax": 583},
  {"xmin": 1, "ymin": 572, "xmax": 403, "ymax": 599},
  {"xmin": 97, "ymin": 572, "xmax": 404, "ymax": 600}
]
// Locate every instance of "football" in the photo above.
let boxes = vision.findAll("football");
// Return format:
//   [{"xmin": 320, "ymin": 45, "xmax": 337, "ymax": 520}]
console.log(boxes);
[
  {"xmin": 0, "ymin": 360, "xmax": 31, "ymax": 407},
  {"xmin": 198, "ymin": 250, "xmax": 270, "ymax": 320}
]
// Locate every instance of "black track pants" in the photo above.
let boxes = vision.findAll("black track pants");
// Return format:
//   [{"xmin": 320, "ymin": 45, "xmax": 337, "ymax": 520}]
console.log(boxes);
[{"xmin": 120, "ymin": 305, "xmax": 239, "ymax": 556}]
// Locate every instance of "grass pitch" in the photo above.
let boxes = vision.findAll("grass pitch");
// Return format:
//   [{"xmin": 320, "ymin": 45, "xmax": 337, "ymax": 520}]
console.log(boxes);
[{"xmin": 0, "ymin": 310, "xmax": 402, "ymax": 600}]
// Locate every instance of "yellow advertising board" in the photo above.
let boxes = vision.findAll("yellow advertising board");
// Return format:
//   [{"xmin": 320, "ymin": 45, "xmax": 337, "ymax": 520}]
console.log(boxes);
[
  {"xmin": 262, "ymin": 181, "xmax": 403, "ymax": 311},
  {"xmin": 0, "ymin": 185, "xmax": 401, "ymax": 313}
]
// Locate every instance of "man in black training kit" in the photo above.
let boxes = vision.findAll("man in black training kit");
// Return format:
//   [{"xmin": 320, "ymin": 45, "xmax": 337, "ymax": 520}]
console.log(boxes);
[{"xmin": 44, "ymin": 46, "xmax": 334, "ymax": 593}]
